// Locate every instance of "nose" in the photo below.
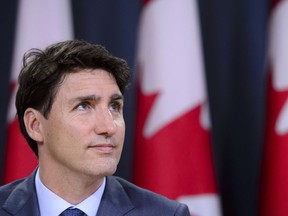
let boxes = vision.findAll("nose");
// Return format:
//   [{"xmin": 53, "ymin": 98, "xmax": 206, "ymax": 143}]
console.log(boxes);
[{"xmin": 94, "ymin": 108, "xmax": 116, "ymax": 136}]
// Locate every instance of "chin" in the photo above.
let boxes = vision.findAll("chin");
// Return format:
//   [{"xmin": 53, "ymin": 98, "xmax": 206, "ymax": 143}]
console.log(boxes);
[{"xmin": 88, "ymin": 160, "xmax": 119, "ymax": 177}]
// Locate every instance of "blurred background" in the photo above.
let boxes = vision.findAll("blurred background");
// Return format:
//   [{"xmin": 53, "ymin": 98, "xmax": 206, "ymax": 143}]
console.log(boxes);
[{"xmin": 1, "ymin": 0, "xmax": 287, "ymax": 216}]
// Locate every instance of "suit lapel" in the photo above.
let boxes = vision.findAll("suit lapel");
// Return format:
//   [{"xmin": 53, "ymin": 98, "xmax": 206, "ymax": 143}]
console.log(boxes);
[
  {"xmin": 96, "ymin": 176, "xmax": 135, "ymax": 216},
  {"xmin": 2, "ymin": 170, "xmax": 40, "ymax": 216}
]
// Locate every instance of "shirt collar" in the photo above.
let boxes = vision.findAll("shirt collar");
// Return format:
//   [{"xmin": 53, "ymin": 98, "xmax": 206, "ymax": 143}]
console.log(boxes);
[{"xmin": 35, "ymin": 168, "xmax": 106, "ymax": 216}]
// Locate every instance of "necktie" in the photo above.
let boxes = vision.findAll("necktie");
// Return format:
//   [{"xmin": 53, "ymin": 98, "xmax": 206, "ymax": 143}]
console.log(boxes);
[{"xmin": 60, "ymin": 208, "xmax": 86, "ymax": 216}]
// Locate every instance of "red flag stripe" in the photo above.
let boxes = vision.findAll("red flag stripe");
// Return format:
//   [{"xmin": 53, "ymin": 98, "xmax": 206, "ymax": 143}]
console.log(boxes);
[
  {"xmin": 4, "ymin": 0, "xmax": 73, "ymax": 183},
  {"xmin": 260, "ymin": 0, "xmax": 288, "ymax": 215},
  {"xmin": 134, "ymin": 0, "xmax": 222, "ymax": 215}
]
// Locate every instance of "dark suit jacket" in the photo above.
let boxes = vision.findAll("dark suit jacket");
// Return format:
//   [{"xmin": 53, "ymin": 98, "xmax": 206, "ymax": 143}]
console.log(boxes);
[{"xmin": 0, "ymin": 170, "xmax": 190, "ymax": 216}]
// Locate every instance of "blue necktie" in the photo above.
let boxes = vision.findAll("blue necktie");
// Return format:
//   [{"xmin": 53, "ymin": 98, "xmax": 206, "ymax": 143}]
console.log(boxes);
[{"xmin": 60, "ymin": 208, "xmax": 86, "ymax": 216}]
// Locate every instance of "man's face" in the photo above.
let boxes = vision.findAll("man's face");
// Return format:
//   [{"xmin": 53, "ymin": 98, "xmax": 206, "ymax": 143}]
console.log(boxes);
[{"xmin": 38, "ymin": 69, "xmax": 125, "ymax": 179}]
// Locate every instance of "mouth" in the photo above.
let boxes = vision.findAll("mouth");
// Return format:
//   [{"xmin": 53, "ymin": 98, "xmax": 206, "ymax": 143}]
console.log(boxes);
[{"xmin": 88, "ymin": 144, "xmax": 115, "ymax": 153}]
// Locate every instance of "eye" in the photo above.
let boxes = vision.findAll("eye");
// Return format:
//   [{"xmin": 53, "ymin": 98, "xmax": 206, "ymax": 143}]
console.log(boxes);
[
  {"xmin": 75, "ymin": 102, "xmax": 92, "ymax": 111},
  {"xmin": 109, "ymin": 101, "xmax": 122, "ymax": 113}
]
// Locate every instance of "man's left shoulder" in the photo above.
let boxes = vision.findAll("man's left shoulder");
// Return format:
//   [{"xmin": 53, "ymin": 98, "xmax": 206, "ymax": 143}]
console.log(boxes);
[{"xmin": 107, "ymin": 176, "xmax": 190, "ymax": 215}]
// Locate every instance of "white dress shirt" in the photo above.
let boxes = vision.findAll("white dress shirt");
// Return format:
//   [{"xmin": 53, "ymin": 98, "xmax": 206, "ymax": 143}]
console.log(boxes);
[{"xmin": 35, "ymin": 169, "xmax": 105, "ymax": 216}]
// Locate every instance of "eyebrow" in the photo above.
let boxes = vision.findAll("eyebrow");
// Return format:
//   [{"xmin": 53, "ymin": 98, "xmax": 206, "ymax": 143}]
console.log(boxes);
[
  {"xmin": 110, "ymin": 94, "xmax": 124, "ymax": 101},
  {"xmin": 69, "ymin": 93, "xmax": 124, "ymax": 104}
]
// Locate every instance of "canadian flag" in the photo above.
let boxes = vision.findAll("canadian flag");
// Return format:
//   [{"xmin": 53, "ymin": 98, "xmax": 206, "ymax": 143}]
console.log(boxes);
[
  {"xmin": 260, "ymin": 0, "xmax": 288, "ymax": 215},
  {"xmin": 133, "ymin": 0, "xmax": 222, "ymax": 215},
  {"xmin": 4, "ymin": 0, "xmax": 73, "ymax": 183}
]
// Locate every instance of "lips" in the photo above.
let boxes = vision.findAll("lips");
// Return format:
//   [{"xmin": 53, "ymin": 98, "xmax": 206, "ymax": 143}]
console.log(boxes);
[{"xmin": 88, "ymin": 144, "xmax": 115, "ymax": 153}]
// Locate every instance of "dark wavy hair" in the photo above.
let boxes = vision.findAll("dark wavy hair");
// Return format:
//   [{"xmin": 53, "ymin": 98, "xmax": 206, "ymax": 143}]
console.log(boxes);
[{"xmin": 16, "ymin": 39, "xmax": 130, "ymax": 157}]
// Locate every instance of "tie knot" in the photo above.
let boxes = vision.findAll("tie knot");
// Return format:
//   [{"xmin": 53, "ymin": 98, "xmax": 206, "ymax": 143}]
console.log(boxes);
[{"xmin": 60, "ymin": 208, "xmax": 86, "ymax": 216}]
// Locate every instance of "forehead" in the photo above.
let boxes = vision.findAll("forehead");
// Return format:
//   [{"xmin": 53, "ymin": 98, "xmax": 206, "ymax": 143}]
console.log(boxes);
[
  {"xmin": 58, "ymin": 69, "xmax": 121, "ymax": 96},
  {"xmin": 64, "ymin": 68, "xmax": 117, "ymax": 86}
]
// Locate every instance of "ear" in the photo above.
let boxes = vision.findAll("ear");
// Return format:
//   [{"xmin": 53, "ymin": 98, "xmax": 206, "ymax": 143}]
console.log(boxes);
[{"xmin": 23, "ymin": 108, "xmax": 44, "ymax": 143}]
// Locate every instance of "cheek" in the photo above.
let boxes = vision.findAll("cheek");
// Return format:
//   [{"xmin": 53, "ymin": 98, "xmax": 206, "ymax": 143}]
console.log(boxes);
[
  {"xmin": 44, "ymin": 117, "xmax": 80, "ymax": 149},
  {"xmin": 117, "ymin": 123, "xmax": 126, "ymax": 157},
  {"xmin": 117, "ymin": 120, "xmax": 126, "ymax": 139},
  {"xmin": 116, "ymin": 116, "xmax": 125, "ymax": 130}
]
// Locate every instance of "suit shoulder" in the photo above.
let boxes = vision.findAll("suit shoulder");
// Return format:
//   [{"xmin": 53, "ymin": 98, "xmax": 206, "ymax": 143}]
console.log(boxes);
[
  {"xmin": 109, "ymin": 176, "xmax": 190, "ymax": 215},
  {"xmin": 0, "ymin": 179, "xmax": 26, "ymax": 204}
]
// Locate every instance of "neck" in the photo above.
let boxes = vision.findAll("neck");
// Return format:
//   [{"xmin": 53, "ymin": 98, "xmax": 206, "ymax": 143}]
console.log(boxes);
[{"xmin": 38, "ymin": 164, "xmax": 104, "ymax": 205}]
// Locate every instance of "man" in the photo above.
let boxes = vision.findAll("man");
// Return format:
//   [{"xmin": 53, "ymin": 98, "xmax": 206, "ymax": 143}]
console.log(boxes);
[{"xmin": 0, "ymin": 40, "xmax": 190, "ymax": 216}]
